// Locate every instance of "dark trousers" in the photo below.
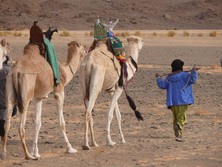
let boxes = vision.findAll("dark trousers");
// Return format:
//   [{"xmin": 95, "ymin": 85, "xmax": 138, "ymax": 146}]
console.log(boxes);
[{"xmin": 0, "ymin": 120, "xmax": 5, "ymax": 136}]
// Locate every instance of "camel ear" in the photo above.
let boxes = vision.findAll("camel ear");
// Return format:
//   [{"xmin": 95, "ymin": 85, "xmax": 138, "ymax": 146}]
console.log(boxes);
[
  {"xmin": 134, "ymin": 38, "xmax": 139, "ymax": 43},
  {"xmin": 6, "ymin": 42, "xmax": 11, "ymax": 52},
  {"xmin": 127, "ymin": 37, "xmax": 139, "ymax": 43},
  {"xmin": 127, "ymin": 37, "xmax": 130, "ymax": 43},
  {"xmin": 76, "ymin": 42, "xmax": 81, "ymax": 48},
  {"xmin": 1, "ymin": 39, "xmax": 6, "ymax": 46}
]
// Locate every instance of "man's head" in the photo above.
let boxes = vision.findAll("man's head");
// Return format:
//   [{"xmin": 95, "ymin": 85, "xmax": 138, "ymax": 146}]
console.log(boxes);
[{"xmin": 171, "ymin": 59, "xmax": 184, "ymax": 72}]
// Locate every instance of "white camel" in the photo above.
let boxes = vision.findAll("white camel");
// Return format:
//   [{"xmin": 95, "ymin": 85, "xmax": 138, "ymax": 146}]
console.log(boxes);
[
  {"xmin": 80, "ymin": 35, "xmax": 144, "ymax": 150},
  {"xmin": 0, "ymin": 39, "xmax": 11, "ymax": 69},
  {"xmin": 1, "ymin": 41, "xmax": 86, "ymax": 160}
]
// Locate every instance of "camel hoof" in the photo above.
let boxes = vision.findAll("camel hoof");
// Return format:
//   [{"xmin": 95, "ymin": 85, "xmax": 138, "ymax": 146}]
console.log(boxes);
[
  {"xmin": 66, "ymin": 147, "xmax": 77, "ymax": 154},
  {"xmin": 82, "ymin": 145, "xmax": 90, "ymax": 150},
  {"xmin": 25, "ymin": 155, "xmax": 39, "ymax": 160},
  {"xmin": 31, "ymin": 152, "xmax": 41, "ymax": 159},
  {"xmin": 121, "ymin": 139, "xmax": 126, "ymax": 144},
  {"xmin": 107, "ymin": 141, "xmax": 116, "ymax": 147},
  {"xmin": 1, "ymin": 152, "xmax": 6, "ymax": 160},
  {"xmin": 92, "ymin": 142, "xmax": 99, "ymax": 148}
]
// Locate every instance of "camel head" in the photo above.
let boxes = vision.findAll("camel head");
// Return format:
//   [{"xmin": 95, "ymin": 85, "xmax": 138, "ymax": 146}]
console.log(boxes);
[
  {"xmin": 67, "ymin": 41, "xmax": 87, "ymax": 64},
  {"xmin": 126, "ymin": 36, "xmax": 144, "ymax": 57},
  {"xmin": 0, "ymin": 39, "xmax": 11, "ymax": 69},
  {"xmin": 127, "ymin": 35, "xmax": 144, "ymax": 51}
]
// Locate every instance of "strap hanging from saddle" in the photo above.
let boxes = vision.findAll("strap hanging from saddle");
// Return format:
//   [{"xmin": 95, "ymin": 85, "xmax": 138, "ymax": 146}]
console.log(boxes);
[{"xmin": 108, "ymin": 36, "xmax": 127, "ymax": 86}]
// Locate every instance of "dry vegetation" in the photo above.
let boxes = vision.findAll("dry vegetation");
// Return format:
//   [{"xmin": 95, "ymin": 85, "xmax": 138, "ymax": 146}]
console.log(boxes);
[{"xmin": 0, "ymin": 30, "xmax": 221, "ymax": 38}]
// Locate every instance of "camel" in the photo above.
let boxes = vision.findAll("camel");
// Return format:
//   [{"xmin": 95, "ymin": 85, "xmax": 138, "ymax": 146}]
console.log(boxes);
[
  {"xmin": 1, "ymin": 41, "xmax": 86, "ymax": 160},
  {"xmin": 80, "ymin": 35, "xmax": 144, "ymax": 150},
  {"xmin": 0, "ymin": 39, "xmax": 11, "ymax": 69}
]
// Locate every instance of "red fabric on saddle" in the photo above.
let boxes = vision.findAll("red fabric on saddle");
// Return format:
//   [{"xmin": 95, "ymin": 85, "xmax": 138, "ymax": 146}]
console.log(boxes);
[{"xmin": 30, "ymin": 24, "xmax": 44, "ymax": 45}]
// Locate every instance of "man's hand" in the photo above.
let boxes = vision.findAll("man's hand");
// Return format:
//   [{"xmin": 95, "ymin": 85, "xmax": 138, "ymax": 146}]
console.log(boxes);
[
  {"xmin": 155, "ymin": 73, "xmax": 160, "ymax": 78},
  {"xmin": 192, "ymin": 64, "xmax": 200, "ymax": 71}
]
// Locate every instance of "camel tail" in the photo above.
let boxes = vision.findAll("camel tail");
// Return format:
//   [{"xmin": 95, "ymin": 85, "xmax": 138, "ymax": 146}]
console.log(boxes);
[
  {"xmin": 126, "ymin": 94, "xmax": 144, "ymax": 121},
  {"xmin": 12, "ymin": 71, "xmax": 24, "ymax": 113},
  {"xmin": 81, "ymin": 62, "xmax": 91, "ymax": 102}
]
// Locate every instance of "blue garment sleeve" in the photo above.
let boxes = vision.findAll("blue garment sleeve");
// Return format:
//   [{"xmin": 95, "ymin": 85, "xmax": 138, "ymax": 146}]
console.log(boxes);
[
  {"xmin": 156, "ymin": 77, "xmax": 168, "ymax": 89},
  {"xmin": 188, "ymin": 70, "xmax": 198, "ymax": 84}
]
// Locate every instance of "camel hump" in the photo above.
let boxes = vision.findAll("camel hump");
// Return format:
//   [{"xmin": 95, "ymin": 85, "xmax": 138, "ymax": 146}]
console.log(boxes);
[{"xmin": 15, "ymin": 50, "xmax": 51, "ymax": 74}]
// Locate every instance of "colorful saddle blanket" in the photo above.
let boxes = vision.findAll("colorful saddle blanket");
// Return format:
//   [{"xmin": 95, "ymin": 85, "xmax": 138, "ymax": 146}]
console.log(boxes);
[
  {"xmin": 44, "ymin": 38, "xmax": 60, "ymax": 86},
  {"xmin": 109, "ymin": 36, "xmax": 125, "ymax": 63}
]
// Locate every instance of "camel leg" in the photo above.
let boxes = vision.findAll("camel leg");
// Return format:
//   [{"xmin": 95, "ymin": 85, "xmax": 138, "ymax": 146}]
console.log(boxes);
[
  {"xmin": 82, "ymin": 93, "xmax": 99, "ymax": 150},
  {"xmin": 31, "ymin": 98, "xmax": 42, "ymax": 158},
  {"xmin": 106, "ymin": 87, "xmax": 123, "ymax": 146},
  {"xmin": 82, "ymin": 68, "xmax": 105, "ymax": 150},
  {"xmin": 114, "ymin": 103, "xmax": 126, "ymax": 143},
  {"xmin": 81, "ymin": 70, "xmax": 92, "ymax": 150},
  {"xmin": 109, "ymin": 91, "xmax": 126, "ymax": 143},
  {"xmin": 89, "ymin": 106, "xmax": 98, "ymax": 148},
  {"xmin": 18, "ymin": 103, "xmax": 37, "ymax": 160},
  {"xmin": 1, "ymin": 103, "xmax": 13, "ymax": 160},
  {"xmin": 55, "ymin": 91, "xmax": 77, "ymax": 154}
]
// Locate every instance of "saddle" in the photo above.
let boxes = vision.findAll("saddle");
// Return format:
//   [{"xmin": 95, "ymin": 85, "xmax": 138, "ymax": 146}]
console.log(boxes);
[
  {"xmin": 29, "ymin": 21, "xmax": 60, "ymax": 86},
  {"xmin": 90, "ymin": 21, "xmax": 127, "ymax": 86},
  {"xmin": 94, "ymin": 22, "xmax": 107, "ymax": 40},
  {"xmin": 91, "ymin": 38, "xmax": 127, "ymax": 86}
]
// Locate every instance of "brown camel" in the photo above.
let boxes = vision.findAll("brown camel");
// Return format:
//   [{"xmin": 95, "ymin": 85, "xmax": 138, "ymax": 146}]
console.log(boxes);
[
  {"xmin": 80, "ymin": 35, "xmax": 144, "ymax": 150},
  {"xmin": 0, "ymin": 39, "xmax": 11, "ymax": 69},
  {"xmin": 1, "ymin": 41, "xmax": 86, "ymax": 160}
]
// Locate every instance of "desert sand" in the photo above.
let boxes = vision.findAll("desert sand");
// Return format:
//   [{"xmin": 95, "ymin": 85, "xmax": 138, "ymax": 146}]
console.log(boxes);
[
  {"xmin": 0, "ymin": 0, "xmax": 222, "ymax": 166},
  {"xmin": 0, "ymin": 31, "xmax": 221, "ymax": 167}
]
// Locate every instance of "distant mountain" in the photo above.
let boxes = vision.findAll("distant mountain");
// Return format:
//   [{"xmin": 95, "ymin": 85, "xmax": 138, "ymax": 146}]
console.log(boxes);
[{"xmin": 0, "ymin": 0, "xmax": 221, "ymax": 30}]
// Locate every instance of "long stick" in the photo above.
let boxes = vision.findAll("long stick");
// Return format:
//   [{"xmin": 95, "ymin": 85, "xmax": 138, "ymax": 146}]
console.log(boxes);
[{"xmin": 160, "ymin": 68, "xmax": 200, "ymax": 77}]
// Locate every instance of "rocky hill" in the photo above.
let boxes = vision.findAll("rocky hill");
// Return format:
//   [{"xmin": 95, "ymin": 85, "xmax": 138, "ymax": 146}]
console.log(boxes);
[{"xmin": 0, "ymin": 0, "xmax": 221, "ymax": 30}]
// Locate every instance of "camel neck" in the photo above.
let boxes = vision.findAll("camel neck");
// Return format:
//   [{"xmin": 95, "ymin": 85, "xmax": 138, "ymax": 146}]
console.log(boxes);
[
  {"xmin": 96, "ymin": 41, "xmax": 107, "ymax": 47},
  {"xmin": 127, "ymin": 46, "xmax": 138, "ymax": 62}
]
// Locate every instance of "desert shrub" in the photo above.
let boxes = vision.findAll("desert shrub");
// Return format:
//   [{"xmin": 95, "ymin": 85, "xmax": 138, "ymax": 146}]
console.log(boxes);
[
  {"xmin": 183, "ymin": 31, "xmax": 189, "ymax": 37},
  {"xmin": 168, "ymin": 31, "xmax": 176, "ymax": 37},
  {"xmin": 209, "ymin": 31, "xmax": 217, "ymax": 37},
  {"xmin": 115, "ymin": 32, "xmax": 119, "ymax": 36},
  {"xmin": 60, "ymin": 31, "xmax": 70, "ymax": 37},
  {"xmin": 134, "ymin": 31, "xmax": 141, "ymax": 36},
  {"xmin": 210, "ymin": 64, "xmax": 220, "ymax": 69},
  {"xmin": 197, "ymin": 33, "xmax": 203, "ymax": 37},
  {"xmin": 121, "ymin": 31, "xmax": 130, "ymax": 37},
  {"xmin": 89, "ymin": 31, "xmax": 93, "ymax": 36},
  {"xmin": 85, "ymin": 32, "xmax": 88, "ymax": 36},
  {"xmin": 14, "ymin": 31, "xmax": 22, "ymax": 37},
  {"xmin": 0, "ymin": 31, "xmax": 12, "ymax": 36},
  {"xmin": 152, "ymin": 32, "xmax": 157, "ymax": 37}
]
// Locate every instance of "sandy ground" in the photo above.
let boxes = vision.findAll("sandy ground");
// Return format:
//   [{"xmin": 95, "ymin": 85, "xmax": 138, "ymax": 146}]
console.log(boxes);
[{"xmin": 0, "ymin": 33, "xmax": 222, "ymax": 167}]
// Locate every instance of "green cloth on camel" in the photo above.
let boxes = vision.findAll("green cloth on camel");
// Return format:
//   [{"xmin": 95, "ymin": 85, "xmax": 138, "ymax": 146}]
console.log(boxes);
[{"xmin": 44, "ymin": 38, "xmax": 60, "ymax": 86}]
